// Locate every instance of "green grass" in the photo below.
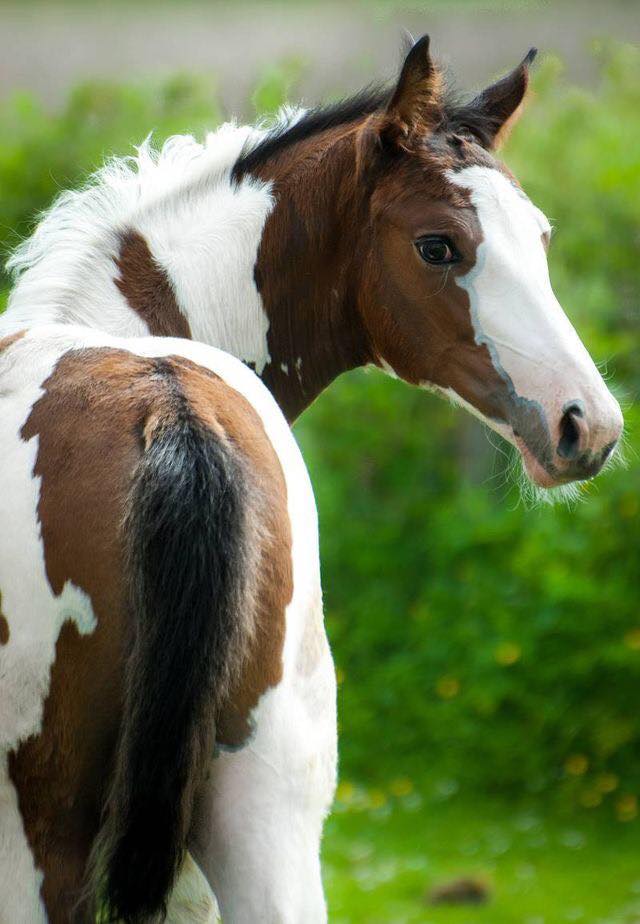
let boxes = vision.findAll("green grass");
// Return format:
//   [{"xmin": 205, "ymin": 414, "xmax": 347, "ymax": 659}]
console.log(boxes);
[{"xmin": 323, "ymin": 783, "xmax": 640, "ymax": 923}]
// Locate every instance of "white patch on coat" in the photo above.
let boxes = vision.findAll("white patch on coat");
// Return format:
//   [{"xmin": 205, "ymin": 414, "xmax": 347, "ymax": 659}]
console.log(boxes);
[
  {"xmin": 2, "ymin": 325, "xmax": 336, "ymax": 922},
  {"xmin": 134, "ymin": 167, "xmax": 274, "ymax": 374},
  {"xmin": 0, "ymin": 336, "xmax": 99, "ymax": 915},
  {"xmin": 4, "ymin": 112, "xmax": 307, "ymax": 371},
  {"xmin": 0, "ymin": 754, "xmax": 46, "ymax": 923},
  {"xmin": 446, "ymin": 165, "xmax": 620, "ymax": 435}
]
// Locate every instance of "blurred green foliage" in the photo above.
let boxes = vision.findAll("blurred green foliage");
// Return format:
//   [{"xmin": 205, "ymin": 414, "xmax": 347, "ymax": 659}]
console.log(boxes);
[
  {"xmin": 251, "ymin": 56, "xmax": 305, "ymax": 116},
  {"xmin": 0, "ymin": 44, "xmax": 638, "ymax": 811},
  {"xmin": 0, "ymin": 75, "xmax": 220, "ymax": 278}
]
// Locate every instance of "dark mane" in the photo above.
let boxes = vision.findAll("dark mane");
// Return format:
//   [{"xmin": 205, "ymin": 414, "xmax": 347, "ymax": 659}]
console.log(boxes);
[
  {"xmin": 232, "ymin": 75, "xmax": 499, "ymax": 180},
  {"xmin": 232, "ymin": 85, "xmax": 390, "ymax": 179}
]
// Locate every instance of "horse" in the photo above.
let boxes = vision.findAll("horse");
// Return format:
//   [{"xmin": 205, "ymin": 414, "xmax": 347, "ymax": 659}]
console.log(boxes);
[
  {"xmin": 4, "ymin": 37, "xmax": 622, "ymax": 487},
  {"xmin": 0, "ymin": 324, "xmax": 334, "ymax": 923},
  {"xmin": 0, "ymin": 34, "xmax": 623, "ymax": 922}
]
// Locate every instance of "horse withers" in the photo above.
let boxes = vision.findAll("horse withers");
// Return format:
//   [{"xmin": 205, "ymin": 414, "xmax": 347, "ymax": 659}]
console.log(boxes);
[{"xmin": 0, "ymin": 325, "xmax": 335, "ymax": 923}]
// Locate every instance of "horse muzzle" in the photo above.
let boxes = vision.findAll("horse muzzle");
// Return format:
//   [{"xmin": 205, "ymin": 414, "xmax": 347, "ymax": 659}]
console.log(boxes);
[{"xmin": 516, "ymin": 393, "xmax": 623, "ymax": 488}]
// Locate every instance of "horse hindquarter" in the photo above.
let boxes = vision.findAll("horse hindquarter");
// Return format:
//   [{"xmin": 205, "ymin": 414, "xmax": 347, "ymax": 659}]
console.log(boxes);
[{"xmin": 0, "ymin": 327, "xmax": 337, "ymax": 923}]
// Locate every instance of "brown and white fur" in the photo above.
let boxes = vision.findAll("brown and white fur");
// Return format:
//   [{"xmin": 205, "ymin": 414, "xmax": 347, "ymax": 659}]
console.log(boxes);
[
  {"xmin": 0, "ymin": 35, "xmax": 623, "ymax": 922},
  {"xmin": 0, "ymin": 326, "xmax": 335, "ymax": 922}
]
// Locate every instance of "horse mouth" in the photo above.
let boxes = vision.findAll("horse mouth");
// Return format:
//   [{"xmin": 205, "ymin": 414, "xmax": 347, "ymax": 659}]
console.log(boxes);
[
  {"xmin": 518, "ymin": 443, "xmax": 562, "ymax": 488},
  {"xmin": 513, "ymin": 431, "xmax": 580, "ymax": 488},
  {"xmin": 516, "ymin": 440, "xmax": 602, "ymax": 489}
]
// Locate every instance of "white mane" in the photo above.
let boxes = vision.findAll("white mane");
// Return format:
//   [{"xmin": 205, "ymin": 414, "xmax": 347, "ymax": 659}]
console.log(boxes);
[{"xmin": 3, "ymin": 108, "xmax": 303, "ymax": 346}]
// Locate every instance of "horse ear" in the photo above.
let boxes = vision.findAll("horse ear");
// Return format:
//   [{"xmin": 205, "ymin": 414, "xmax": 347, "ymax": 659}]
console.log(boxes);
[
  {"xmin": 383, "ymin": 34, "xmax": 444, "ymax": 141},
  {"xmin": 469, "ymin": 48, "xmax": 537, "ymax": 149}
]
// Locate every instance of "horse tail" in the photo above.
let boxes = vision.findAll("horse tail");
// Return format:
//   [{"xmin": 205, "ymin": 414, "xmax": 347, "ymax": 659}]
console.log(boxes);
[{"xmin": 93, "ymin": 364, "xmax": 252, "ymax": 922}]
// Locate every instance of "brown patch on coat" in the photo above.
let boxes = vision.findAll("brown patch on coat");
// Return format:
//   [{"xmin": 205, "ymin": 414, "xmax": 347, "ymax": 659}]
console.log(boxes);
[
  {"xmin": 355, "ymin": 120, "xmax": 506, "ymax": 419},
  {"xmin": 114, "ymin": 229, "xmax": 192, "ymax": 338},
  {"xmin": 9, "ymin": 345, "xmax": 291, "ymax": 917},
  {"xmin": 244, "ymin": 123, "xmax": 378, "ymax": 422},
  {"xmin": 10, "ymin": 348, "xmax": 148, "ymax": 922},
  {"xmin": 362, "ymin": 147, "xmax": 510, "ymax": 423},
  {"xmin": 0, "ymin": 329, "xmax": 26, "ymax": 353}
]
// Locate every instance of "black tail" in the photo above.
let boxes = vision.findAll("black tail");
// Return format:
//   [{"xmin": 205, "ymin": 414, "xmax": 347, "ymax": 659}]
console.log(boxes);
[{"xmin": 94, "ymin": 374, "xmax": 250, "ymax": 922}]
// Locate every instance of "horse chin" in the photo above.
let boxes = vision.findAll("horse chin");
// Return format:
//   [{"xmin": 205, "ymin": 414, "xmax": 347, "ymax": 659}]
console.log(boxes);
[
  {"xmin": 516, "ymin": 439, "xmax": 565, "ymax": 489},
  {"xmin": 520, "ymin": 449, "xmax": 558, "ymax": 488},
  {"xmin": 483, "ymin": 421, "xmax": 559, "ymax": 489}
]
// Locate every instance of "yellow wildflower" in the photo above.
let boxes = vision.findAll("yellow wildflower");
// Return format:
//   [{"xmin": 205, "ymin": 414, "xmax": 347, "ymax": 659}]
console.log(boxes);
[{"xmin": 565, "ymin": 754, "xmax": 589, "ymax": 776}]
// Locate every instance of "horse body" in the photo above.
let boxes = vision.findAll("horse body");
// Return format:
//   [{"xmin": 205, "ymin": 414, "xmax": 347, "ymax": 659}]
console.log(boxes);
[{"xmin": 0, "ymin": 326, "xmax": 335, "ymax": 922}]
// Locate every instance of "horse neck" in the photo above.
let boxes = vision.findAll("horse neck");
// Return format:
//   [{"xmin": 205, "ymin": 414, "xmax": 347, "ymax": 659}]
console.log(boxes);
[
  {"xmin": 6, "ymin": 125, "xmax": 375, "ymax": 422},
  {"xmin": 123, "ymin": 127, "xmax": 375, "ymax": 422},
  {"xmin": 244, "ymin": 130, "xmax": 375, "ymax": 421}
]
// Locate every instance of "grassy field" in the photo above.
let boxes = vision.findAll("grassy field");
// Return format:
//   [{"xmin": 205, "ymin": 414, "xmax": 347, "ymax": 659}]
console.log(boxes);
[{"xmin": 323, "ymin": 784, "xmax": 640, "ymax": 923}]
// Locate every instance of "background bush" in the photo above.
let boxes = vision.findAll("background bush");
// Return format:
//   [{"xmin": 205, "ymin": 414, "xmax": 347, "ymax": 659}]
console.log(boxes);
[{"xmin": 1, "ymin": 45, "xmax": 638, "ymax": 809}]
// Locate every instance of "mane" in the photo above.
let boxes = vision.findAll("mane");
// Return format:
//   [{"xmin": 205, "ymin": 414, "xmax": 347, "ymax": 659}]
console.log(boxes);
[
  {"xmin": 232, "ymin": 85, "xmax": 390, "ymax": 178},
  {"xmin": 231, "ymin": 79, "xmax": 498, "ymax": 179},
  {"xmin": 439, "ymin": 92, "xmax": 509, "ymax": 149},
  {"xmin": 6, "ymin": 121, "xmax": 262, "ymax": 283},
  {"xmin": 3, "ymin": 118, "xmax": 278, "ymax": 330}
]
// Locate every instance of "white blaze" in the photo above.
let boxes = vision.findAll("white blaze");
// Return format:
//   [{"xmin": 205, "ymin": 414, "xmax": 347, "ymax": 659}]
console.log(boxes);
[{"xmin": 447, "ymin": 165, "xmax": 621, "ymax": 443}]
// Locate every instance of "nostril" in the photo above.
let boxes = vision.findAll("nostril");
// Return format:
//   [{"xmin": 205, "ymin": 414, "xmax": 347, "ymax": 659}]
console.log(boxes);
[{"xmin": 557, "ymin": 403, "xmax": 584, "ymax": 461}]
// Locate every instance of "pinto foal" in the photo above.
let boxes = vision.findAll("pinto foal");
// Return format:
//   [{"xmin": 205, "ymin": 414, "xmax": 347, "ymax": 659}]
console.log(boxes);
[{"xmin": 0, "ymin": 35, "xmax": 623, "ymax": 923}]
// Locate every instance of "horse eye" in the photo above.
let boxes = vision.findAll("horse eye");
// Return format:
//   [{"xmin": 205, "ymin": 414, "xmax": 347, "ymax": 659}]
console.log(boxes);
[{"xmin": 416, "ymin": 236, "xmax": 459, "ymax": 266}]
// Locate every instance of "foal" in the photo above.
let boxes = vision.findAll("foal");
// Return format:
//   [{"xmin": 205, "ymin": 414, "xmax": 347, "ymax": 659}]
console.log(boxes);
[
  {"xmin": 0, "ymin": 34, "xmax": 624, "ymax": 923},
  {"xmin": 0, "ymin": 326, "xmax": 334, "ymax": 922}
]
